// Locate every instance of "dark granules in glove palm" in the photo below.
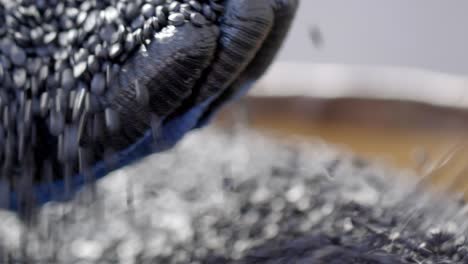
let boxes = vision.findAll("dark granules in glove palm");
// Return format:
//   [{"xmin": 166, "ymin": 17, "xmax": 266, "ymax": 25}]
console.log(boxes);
[
  {"xmin": 0, "ymin": 1, "xmax": 224, "ymax": 189},
  {"xmin": 1, "ymin": 129, "xmax": 467, "ymax": 263}
]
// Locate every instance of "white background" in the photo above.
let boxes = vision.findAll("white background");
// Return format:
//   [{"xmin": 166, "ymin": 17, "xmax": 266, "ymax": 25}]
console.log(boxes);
[{"xmin": 277, "ymin": 0, "xmax": 468, "ymax": 76}]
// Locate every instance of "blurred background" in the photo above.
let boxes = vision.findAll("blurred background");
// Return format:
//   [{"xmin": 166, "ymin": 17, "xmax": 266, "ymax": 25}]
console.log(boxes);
[
  {"xmin": 4, "ymin": 2, "xmax": 468, "ymax": 262},
  {"xmin": 278, "ymin": 0, "xmax": 468, "ymax": 74},
  {"xmin": 217, "ymin": 0, "xmax": 468, "ymax": 194}
]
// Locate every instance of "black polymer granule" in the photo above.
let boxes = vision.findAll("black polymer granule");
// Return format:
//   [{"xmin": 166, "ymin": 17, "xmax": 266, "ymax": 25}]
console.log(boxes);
[
  {"xmin": 0, "ymin": 0, "xmax": 225, "ymax": 209},
  {"xmin": 0, "ymin": 128, "xmax": 466, "ymax": 263},
  {"xmin": 0, "ymin": 0, "xmax": 301, "ymax": 214}
]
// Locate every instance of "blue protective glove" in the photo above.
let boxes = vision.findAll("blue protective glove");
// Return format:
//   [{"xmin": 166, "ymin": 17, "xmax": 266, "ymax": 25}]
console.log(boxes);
[{"xmin": 0, "ymin": 0, "xmax": 299, "ymax": 211}]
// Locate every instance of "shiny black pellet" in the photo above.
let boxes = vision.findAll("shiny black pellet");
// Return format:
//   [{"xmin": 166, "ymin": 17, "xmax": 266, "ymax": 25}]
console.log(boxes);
[
  {"xmin": 99, "ymin": 24, "xmax": 118, "ymax": 44},
  {"xmin": 103, "ymin": 7, "xmax": 119, "ymax": 24},
  {"xmin": 131, "ymin": 15, "xmax": 145, "ymax": 30},
  {"xmin": 124, "ymin": 3, "xmax": 140, "ymax": 21},
  {"xmin": 77, "ymin": 112, "xmax": 88, "ymax": 146},
  {"xmin": 13, "ymin": 32, "xmax": 31, "ymax": 47},
  {"xmin": 0, "ymin": 64, "xmax": 4, "ymax": 82},
  {"xmin": 87, "ymin": 55, "xmax": 100, "ymax": 73},
  {"xmin": 104, "ymin": 107, "xmax": 120, "ymax": 133},
  {"xmin": 94, "ymin": 44, "xmax": 107, "ymax": 59},
  {"xmin": 0, "ymin": 125, "xmax": 4, "ymax": 147},
  {"xmin": 85, "ymin": 94, "xmax": 100, "ymax": 114},
  {"xmin": 169, "ymin": 2, "xmax": 181, "ymax": 12},
  {"xmin": 78, "ymin": 146, "xmax": 90, "ymax": 174},
  {"xmin": 0, "ymin": 0, "xmax": 224, "ymax": 202},
  {"xmin": 12, "ymin": 68, "xmax": 27, "ymax": 88},
  {"xmin": 73, "ymin": 61, "xmax": 87, "ymax": 78},
  {"xmin": 68, "ymin": 90, "xmax": 76, "ymax": 113},
  {"xmin": 143, "ymin": 21, "xmax": 154, "ymax": 40},
  {"xmin": 105, "ymin": 63, "xmax": 112, "ymax": 87},
  {"xmin": 49, "ymin": 110, "xmax": 65, "ymax": 136},
  {"xmin": 27, "ymin": 58, "xmax": 42, "ymax": 75},
  {"xmin": 0, "ymin": 55, "xmax": 11, "ymax": 70},
  {"xmin": 39, "ymin": 92, "xmax": 49, "ymax": 117},
  {"xmin": 150, "ymin": 17, "xmax": 160, "ymax": 31},
  {"xmin": 168, "ymin": 13, "xmax": 185, "ymax": 26},
  {"xmin": 202, "ymin": 4, "xmax": 214, "ymax": 19},
  {"xmin": 2, "ymin": 106, "xmax": 9, "ymax": 131},
  {"xmin": 189, "ymin": 0, "xmax": 202, "ymax": 12},
  {"xmin": 190, "ymin": 12, "xmax": 206, "ymax": 27},
  {"xmin": 23, "ymin": 100, "xmax": 32, "ymax": 129},
  {"xmin": 142, "ymin": 4, "xmax": 155, "ymax": 18},
  {"xmin": 83, "ymin": 11, "xmax": 98, "ymax": 32},
  {"xmin": 76, "ymin": 12, "xmax": 87, "ymax": 26},
  {"xmin": 54, "ymin": 59, "xmax": 67, "ymax": 72},
  {"xmin": 111, "ymin": 64, "xmax": 120, "ymax": 76},
  {"xmin": 124, "ymin": 33, "xmax": 136, "ymax": 52},
  {"xmin": 30, "ymin": 76, "xmax": 39, "ymax": 96},
  {"xmin": 57, "ymin": 134, "xmax": 64, "ymax": 162},
  {"xmin": 180, "ymin": 4, "xmax": 192, "ymax": 18},
  {"xmin": 38, "ymin": 64, "xmax": 49, "ymax": 83},
  {"xmin": 91, "ymin": 73, "xmax": 106, "ymax": 95},
  {"xmin": 63, "ymin": 125, "xmax": 79, "ymax": 162},
  {"xmin": 84, "ymin": 35, "xmax": 99, "ymax": 51},
  {"xmin": 61, "ymin": 68, "xmax": 75, "ymax": 90},
  {"xmin": 9, "ymin": 45, "xmax": 26, "ymax": 66},
  {"xmin": 150, "ymin": 0, "xmax": 164, "ymax": 5},
  {"xmin": 133, "ymin": 28, "xmax": 143, "ymax": 44},
  {"xmin": 109, "ymin": 43, "xmax": 123, "ymax": 59},
  {"xmin": 76, "ymin": 48, "xmax": 90, "ymax": 62},
  {"xmin": 156, "ymin": 6, "xmax": 167, "ymax": 24},
  {"xmin": 54, "ymin": 89, "xmax": 66, "ymax": 113}
]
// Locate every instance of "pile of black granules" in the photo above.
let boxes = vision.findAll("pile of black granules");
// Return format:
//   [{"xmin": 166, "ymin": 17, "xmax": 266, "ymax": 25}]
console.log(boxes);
[
  {"xmin": 0, "ymin": 128, "xmax": 467, "ymax": 263},
  {"xmin": 0, "ymin": 0, "xmax": 223, "ymax": 195}
]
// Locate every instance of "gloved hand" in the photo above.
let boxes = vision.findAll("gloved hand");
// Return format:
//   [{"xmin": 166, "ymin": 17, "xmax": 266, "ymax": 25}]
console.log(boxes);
[{"xmin": 0, "ymin": 0, "xmax": 299, "ymax": 210}]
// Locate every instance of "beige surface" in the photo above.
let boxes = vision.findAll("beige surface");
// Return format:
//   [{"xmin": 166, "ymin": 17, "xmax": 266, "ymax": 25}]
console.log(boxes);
[{"xmin": 217, "ymin": 97, "xmax": 468, "ymax": 196}]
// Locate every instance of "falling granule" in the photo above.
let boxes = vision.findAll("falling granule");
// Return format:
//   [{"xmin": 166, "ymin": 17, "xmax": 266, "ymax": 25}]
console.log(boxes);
[
  {"xmin": 0, "ymin": 128, "xmax": 466, "ymax": 263},
  {"xmin": 309, "ymin": 25, "xmax": 324, "ymax": 49}
]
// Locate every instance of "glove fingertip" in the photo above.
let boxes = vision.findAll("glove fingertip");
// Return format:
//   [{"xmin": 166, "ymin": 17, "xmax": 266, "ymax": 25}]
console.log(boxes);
[
  {"xmin": 197, "ymin": 0, "xmax": 300, "ymax": 123},
  {"xmin": 245, "ymin": 0, "xmax": 300, "ymax": 79},
  {"xmin": 195, "ymin": 0, "xmax": 275, "ymax": 103}
]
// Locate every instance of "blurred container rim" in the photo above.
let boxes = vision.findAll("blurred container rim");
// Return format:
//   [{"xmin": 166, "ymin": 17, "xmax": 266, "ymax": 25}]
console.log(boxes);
[{"xmin": 252, "ymin": 62, "xmax": 468, "ymax": 110}]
